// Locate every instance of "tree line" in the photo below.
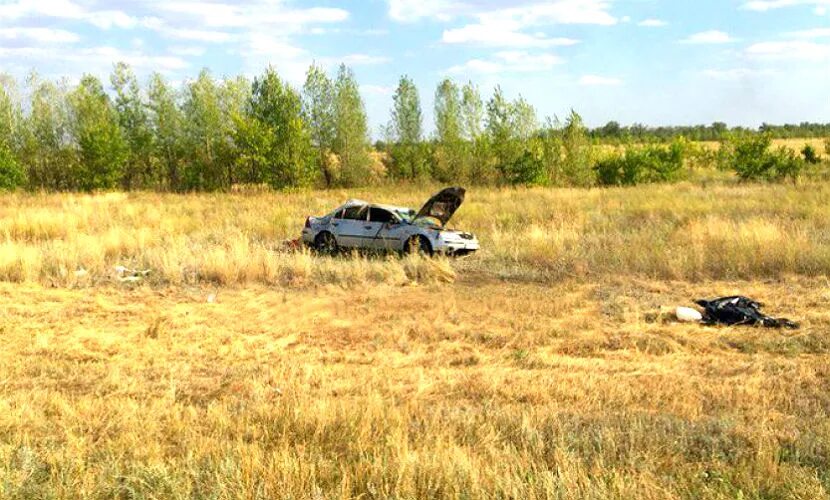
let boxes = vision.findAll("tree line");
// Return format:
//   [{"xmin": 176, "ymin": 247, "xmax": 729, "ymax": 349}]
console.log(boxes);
[
  {"xmin": 589, "ymin": 121, "xmax": 830, "ymax": 143},
  {"xmin": 1, "ymin": 63, "xmax": 828, "ymax": 192}
]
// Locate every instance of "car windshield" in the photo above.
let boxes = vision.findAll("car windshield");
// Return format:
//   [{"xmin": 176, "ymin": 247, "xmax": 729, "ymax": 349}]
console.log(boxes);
[
  {"xmin": 395, "ymin": 208, "xmax": 417, "ymax": 222},
  {"xmin": 411, "ymin": 216, "xmax": 442, "ymax": 228}
]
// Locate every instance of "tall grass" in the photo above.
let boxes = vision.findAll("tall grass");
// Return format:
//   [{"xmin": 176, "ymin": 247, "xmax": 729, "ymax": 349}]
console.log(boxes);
[
  {"xmin": 1, "ymin": 185, "xmax": 830, "ymax": 498},
  {"xmin": 1, "ymin": 278, "xmax": 828, "ymax": 498},
  {"xmin": 1, "ymin": 183, "xmax": 829, "ymax": 286}
]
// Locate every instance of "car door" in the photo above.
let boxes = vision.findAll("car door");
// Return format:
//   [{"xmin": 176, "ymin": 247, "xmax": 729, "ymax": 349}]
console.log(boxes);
[
  {"xmin": 367, "ymin": 207, "xmax": 404, "ymax": 251},
  {"xmin": 334, "ymin": 204, "xmax": 368, "ymax": 248}
]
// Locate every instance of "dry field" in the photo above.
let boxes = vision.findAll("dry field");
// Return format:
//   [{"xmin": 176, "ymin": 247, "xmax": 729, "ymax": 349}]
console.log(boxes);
[{"xmin": 1, "ymin": 183, "xmax": 830, "ymax": 499}]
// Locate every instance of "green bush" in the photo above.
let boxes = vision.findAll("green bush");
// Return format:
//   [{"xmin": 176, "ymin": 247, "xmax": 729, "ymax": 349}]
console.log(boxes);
[
  {"xmin": 801, "ymin": 144, "xmax": 821, "ymax": 164},
  {"xmin": 0, "ymin": 146, "xmax": 26, "ymax": 190},
  {"xmin": 595, "ymin": 139, "xmax": 686, "ymax": 186},
  {"xmin": 728, "ymin": 134, "xmax": 803, "ymax": 182},
  {"xmin": 505, "ymin": 148, "xmax": 546, "ymax": 186}
]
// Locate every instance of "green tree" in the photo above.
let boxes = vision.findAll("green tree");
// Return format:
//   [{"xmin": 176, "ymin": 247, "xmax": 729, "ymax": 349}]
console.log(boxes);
[
  {"xmin": 182, "ymin": 69, "xmax": 227, "ymax": 190},
  {"xmin": 459, "ymin": 82, "xmax": 494, "ymax": 183},
  {"xmin": 221, "ymin": 75, "xmax": 252, "ymax": 186},
  {"xmin": 148, "ymin": 73, "xmax": 184, "ymax": 191},
  {"xmin": 511, "ymin": 96, "xmax": 537, "ymax": 141},
  {"xmin": 728, "ymin": 133, "xmax": 802, "ymax": 182},
  {"xmin": 21, "ymin": 74, "xmax": 76, "ymax": 190},
  {"xmin": 390, "ymin": 75, "xmax": 426, "ymax": 179},
  {"xmin": 333, "ymin": 64, "xmax": 373, "ymax": 186},
  {"xmin": 0, "ymin": 75, "xmax": 25, "ymax": 190},
  {"xmin": 433, "ymin": 78, "xmax": 466, "ymax": 182},
  {"xmin": 246, "ymin": 67, "xmax": 314, "ymax": 189},
  {"xmin": 303, "ymin": 64, "xmax": 336, "ymax": 186},
  {"xmin": 68, "ymin": 75, "xmax": 128, "ymax": 191},
  {"xmin": 461, "ymin": 82, "xmax": 484, "ymax": 141},
  {"xmin": 111, "ymin": 62, "xmax": 156, "ymax": 189},
  {"xmin": 486, "ymin": 86, "xmax": 521, "ymax": 181},
  {"xmin": 561, "ymin": 110, "xmax": 595, "ymax": 187}
]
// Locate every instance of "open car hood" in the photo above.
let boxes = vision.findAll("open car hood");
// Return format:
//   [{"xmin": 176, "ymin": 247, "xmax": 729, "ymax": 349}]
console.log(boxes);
[{"xmin": 414, "ymin": 187, "xmax": 466, "ymax": 227}]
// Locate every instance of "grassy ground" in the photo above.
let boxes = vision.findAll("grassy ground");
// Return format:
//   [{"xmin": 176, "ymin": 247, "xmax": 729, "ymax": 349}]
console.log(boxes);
[
  {"xmin": 1, "ymin": 183, "xmax": 830, "ymax": 498},
  {"xmin": 2, "ymin": 182, "xmax": 830, "ymax": 286}
]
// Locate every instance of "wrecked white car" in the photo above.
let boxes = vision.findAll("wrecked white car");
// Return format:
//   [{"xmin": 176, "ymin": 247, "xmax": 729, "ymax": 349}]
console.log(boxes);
[{"xmin": 301, "ymin": 187, "xmax": 480, "ymax": 256}]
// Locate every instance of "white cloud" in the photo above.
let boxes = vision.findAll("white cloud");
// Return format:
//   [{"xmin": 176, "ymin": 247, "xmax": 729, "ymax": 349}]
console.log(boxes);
[
  {"xmin": 579, "ymin": 74, "xmax": 622, "ymax": 86},
  {"xmin": 741, "ymin": 0, "xmax": 830, "ymax": 11},
  {"xmin": 388, "ymin": 0, "xmax": 461, "ymax": 22},
  {"xmin": 88, "ymin": 10, "xmax": 138, "ymax": 29},
  {"xmin": 0, "ymin": 0, "xmax": 85, "ymax": 21},
  {"xmin": 0, "ymin": 27, "xmax": 80, "ymax": 43},
  {"xmin": 0, "ymin": 45, "xmax": 189, "ymax": 73},
  {"xmin": 155, "ymin": 2, "xmax": 349, "ymax": 30},
  {"xmin": 389, "ymin": 0, "xmax": 616, "ymax": 25},
  {"xmin": 437, "ymin": 1, "xmax": 612, "ymax": 49},
  {"xmin": 638, "ymin": 19, "xmax": 667, "ymax": 27},
  {"xmin": 746, "ymin": 40, "xmax": 830, "ymax": 60},
  {"xmin": 786, "ymin": 27, "xmax": 830, "ymax": 37},
  {"xmin": 0, "ymin": 0, "xmax": 137, "ymax": 30},
  {"xmin": 442, "ymin": 23, "xmax": 579, "ymax": 48},
  {"xmin": 448, "ymin": 51, "xmax": 564, "ymax": 74},
  {"xmin": 681, "ymin": 30, "xmax": 736, "ymax": 44},
  {"xmin": 476, "ymin": 2, "xmax": 617, "ymax": 27}
]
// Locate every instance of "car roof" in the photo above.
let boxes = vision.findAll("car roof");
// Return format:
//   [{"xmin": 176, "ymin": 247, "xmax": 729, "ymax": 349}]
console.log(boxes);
[{"xmin": 342, "ymin": 200, "xmax": 412, "ymax": 213}]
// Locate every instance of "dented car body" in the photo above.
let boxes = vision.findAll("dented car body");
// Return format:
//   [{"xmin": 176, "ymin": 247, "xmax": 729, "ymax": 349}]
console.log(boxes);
[{"xmin": 301, "ymin": 187, "xmax": 480, "ymax": 256}]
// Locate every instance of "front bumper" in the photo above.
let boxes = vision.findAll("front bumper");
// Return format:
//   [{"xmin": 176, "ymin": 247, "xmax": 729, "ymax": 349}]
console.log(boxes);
[
  {"xmin": 434, "ymin": 237, "xmax": 480, "ymax": 255},
  {"xmin": 301, "ymin": 229, "xmax": 314, "ymax": 245}
]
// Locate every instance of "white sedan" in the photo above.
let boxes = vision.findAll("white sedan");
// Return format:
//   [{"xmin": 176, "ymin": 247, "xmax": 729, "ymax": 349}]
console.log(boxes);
[{"xmin": 301, "ymin": 187, "xmax": 480, "ymax": 256}]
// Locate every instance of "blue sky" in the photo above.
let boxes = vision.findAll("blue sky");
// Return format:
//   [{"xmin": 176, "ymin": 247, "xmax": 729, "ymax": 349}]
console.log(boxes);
[{"xmin": 1, "ymin": 0, "xmax": 828, "ymax": 134}]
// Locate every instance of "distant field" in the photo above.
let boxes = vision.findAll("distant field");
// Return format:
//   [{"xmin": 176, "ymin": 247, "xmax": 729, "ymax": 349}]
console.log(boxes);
[{"xmin": 1, "ymin": 184, "xmax": 830, "ymax": 498}]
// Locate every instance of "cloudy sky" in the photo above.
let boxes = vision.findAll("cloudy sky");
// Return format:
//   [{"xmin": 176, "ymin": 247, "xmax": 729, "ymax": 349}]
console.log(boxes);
[{"xmin": 1, "ymin": 0, "xmax": 829, "ymax": 133}]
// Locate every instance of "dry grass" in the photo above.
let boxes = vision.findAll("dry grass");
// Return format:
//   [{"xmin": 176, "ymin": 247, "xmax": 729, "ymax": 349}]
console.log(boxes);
[
  {"xmin": 1, "ymin": 184, "xmax": 830, "ymax": 498},
  {"xmin": 1, "ymin": 182, "xmax": 830, "ymax": 287}
]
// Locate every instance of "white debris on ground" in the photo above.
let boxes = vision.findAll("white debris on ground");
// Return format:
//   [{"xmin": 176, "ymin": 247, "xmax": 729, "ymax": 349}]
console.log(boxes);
[
  {"xmin": 114, "ymin": 265, "xmax": 151, "ymax": 283},
  {"xmin": 675, "ymin": 306, "xmax": 703, "ymax": 323}
]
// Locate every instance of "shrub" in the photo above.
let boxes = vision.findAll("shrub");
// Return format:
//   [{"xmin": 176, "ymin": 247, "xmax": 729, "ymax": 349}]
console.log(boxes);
[
  {"xmin": 801, "ymin": 144, "xmax": 821, "ymax": 164},
  {"xmin": 595, "ymin": 139, "xmax": 686, "ymax": 186},
  {"xmin": 0, "ymin": 146, "xmax": 25, "ymax": 190},
  {"xmin": 505, "ymin": 147, "xmax": 546, "ymax": 186},
  {"xmin": 560, "ymin": 111, "xmax": 595, "ymax": 187},
  {"xmin": 729, "ymin": 134, "xmax": 803, "ymax": 182}
]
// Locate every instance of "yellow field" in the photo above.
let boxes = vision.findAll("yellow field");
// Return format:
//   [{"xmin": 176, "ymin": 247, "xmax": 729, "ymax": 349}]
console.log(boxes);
[{"xmin": 1, "ymin": 184, "xmax": 830, "ymax": 498}]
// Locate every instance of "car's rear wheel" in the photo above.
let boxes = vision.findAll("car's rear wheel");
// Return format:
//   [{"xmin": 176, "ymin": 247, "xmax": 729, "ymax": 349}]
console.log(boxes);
[
  {"xmin": 314, "ymin": 231, "xmax": 338, "ymax": 255},
  {"xmin": 405, "ymin": 235, "xmax": 432, "ymax": 256}
]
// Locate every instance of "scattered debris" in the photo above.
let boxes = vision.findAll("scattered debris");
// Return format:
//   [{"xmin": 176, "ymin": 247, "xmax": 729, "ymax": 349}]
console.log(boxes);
[
  {"xmin": 114, "ymin": 265, "xmax": 151, "ymax": 283},
  {"xmin": 281, "ymin": 239, "xmax": 302, "ymax": 252},
  {"xmin": 696, "ymin": 296, "xmax": 799, "ymax": 329},
  {"xmin": 675, "ymin": 306, "xmax": 703, "ymax": 323}
]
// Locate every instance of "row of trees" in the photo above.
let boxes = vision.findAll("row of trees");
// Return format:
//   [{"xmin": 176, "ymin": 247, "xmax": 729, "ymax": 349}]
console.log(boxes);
[
  {"xmin": 590, "ymin": 121, "xmax": 830, "ymax": 142},
  {"xmin": 0, "ymin": 64, "xmax": 373, "ymax": 191},
  {"xmin": 1, "ymin": 63, "xmax": 828, "ymax": 192}
]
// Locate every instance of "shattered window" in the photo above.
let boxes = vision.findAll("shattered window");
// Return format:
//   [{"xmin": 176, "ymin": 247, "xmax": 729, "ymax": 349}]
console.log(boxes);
[
  {"xmin": 342, "ymin": 205, "xmax": 367, "ymax": 221},
  {"xmin": 369, "ymin": 208, "xmax": 395, "ymax": 223}
]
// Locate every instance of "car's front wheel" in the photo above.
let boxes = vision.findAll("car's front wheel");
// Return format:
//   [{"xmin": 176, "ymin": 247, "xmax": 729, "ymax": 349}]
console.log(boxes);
[
  {"xmin": 404, "ymin": 235, "xmax": 433, "ymax": 256},
  {"xmin": 314, "ymin": 231, "xmax": 338, "ymax": 256}
]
